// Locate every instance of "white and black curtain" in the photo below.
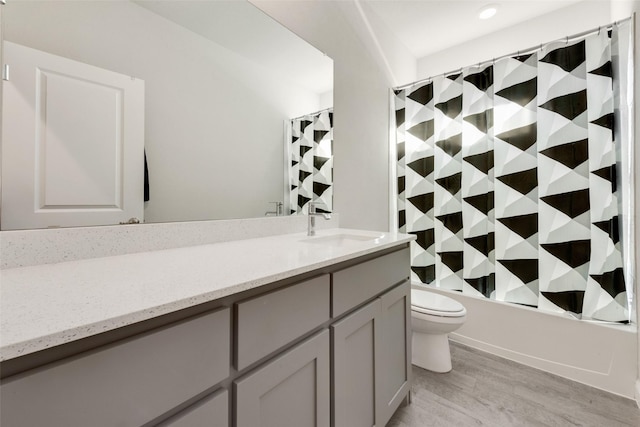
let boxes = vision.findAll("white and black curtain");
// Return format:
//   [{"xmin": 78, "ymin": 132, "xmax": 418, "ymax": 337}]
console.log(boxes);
[
  {"xmin": 394, "ymin": 22, "xmax": 633, "ymax": 322},
  {"xmin": 288, "ymin": 110, "xmax": 333, "ymax": 214}
]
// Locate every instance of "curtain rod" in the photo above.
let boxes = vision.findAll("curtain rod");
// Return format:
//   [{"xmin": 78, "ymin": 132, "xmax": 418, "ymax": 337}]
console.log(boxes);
[
  {"xmin": 394, "ymin": 16, "xmax": 632, "ymax": 91},
  {"xmin": 290, "ymin": 107, "xmax": 333, "ymax": 121}
]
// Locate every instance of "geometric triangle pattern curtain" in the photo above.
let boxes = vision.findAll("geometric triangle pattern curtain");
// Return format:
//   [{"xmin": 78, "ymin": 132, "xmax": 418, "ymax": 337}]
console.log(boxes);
[
  {"xmin": 288, "ymin": 110, "xmax": 333, "ymax": 214},
  {"xmin": 394, "ymin": 23, "xmax": 632, "ymax": 322}
]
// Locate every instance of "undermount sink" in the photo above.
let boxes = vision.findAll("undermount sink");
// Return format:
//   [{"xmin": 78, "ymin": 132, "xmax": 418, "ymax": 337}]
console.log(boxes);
[{"xmin": 301, "ymin": 233, "xmax": 382, "ymax": 246}]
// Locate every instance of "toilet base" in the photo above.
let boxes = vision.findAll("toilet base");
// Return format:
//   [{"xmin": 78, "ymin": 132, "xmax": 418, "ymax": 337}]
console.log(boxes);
[{"xmin": 412, "ymin": 332, "xmax": 452, "ymax": 373}]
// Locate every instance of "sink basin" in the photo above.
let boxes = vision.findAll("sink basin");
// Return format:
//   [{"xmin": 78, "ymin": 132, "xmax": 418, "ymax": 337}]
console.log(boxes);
[{"xmin": 301, "ymin": 233, "xmax": 381, "ymax": 246}]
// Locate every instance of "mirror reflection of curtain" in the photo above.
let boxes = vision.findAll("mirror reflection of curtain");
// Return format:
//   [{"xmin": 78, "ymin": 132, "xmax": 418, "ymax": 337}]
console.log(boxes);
[
  {"xmin": 288, "ymin": 110, "xmax": 334, "ymax": 214},
  {"xmin": 394, "ymin": 21, "xmax": 633, "ymax": 323}
]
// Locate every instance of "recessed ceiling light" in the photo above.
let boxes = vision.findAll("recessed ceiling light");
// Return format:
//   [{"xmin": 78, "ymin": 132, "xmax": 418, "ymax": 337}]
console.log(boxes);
[{"xmin": 478, "ymin": 4, "xmax": 499, "ymax": 20}]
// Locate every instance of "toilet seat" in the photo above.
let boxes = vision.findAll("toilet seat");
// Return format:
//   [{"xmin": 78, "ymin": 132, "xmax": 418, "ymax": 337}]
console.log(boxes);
[{"xmin": 411, "ymin": 289, "xmax": 466, "ymax": 317}]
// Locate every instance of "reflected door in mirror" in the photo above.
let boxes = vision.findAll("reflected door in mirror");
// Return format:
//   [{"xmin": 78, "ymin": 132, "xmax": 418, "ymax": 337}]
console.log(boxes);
[{"xmin": 1, "ymin": 42, "xmax": 145, "ymax": 230}]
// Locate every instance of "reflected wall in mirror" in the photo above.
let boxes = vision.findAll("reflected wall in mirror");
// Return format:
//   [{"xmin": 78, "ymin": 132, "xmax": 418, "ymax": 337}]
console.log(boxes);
[{"xmin": 0, "ymin": 0, "xmax": 333, "ymax": 230}]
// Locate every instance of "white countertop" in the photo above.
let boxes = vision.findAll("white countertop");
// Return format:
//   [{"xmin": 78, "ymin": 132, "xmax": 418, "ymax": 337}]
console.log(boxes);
[{"xmin": 0, "ymin": 228, "xmax": 413, "ymax": 362}]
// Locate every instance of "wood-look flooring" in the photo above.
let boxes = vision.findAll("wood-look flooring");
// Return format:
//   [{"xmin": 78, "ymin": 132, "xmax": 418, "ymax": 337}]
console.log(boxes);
[{"xmin": 388, "ymin": 341, "xmax": 640, "ymax": 427}]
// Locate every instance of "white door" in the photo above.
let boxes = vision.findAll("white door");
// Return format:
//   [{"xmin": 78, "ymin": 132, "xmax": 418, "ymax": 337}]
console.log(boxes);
[{"xmin": 1, "ymin": 41, "xmax": 144, "ymax": 230}]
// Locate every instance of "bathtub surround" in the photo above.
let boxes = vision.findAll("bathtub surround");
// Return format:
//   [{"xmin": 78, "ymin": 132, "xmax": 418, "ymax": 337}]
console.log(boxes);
[
  {"xmin": 394, "ymin": 20, "xmax": 633, "ymax": 323},
  {"xmin": 422, "ymin": 285, "xmax": 636, "ymax": 399},
  {"xmin": 287, "ymin": 109, "xmax": 334, "ymax": 215}
]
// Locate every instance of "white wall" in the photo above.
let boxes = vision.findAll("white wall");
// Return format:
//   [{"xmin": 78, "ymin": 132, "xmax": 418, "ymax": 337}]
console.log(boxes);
[
  {"xmin": 335, "ymin": 0, "xmax": 417, "ymax": 86},
  {"xmin": 252, "ymin": 0, "xmax": 413, "ymax": 232},
  {"xmin": 4, "ymin": 1, "xmax": 321, "ymax": 223},
  {"xmin": 610, "ymin": 0, "xmax": 640, "ymax": 407},
  {"xmin": 319, "ymin": 90, "xmax": 334, "ymax": 112}
]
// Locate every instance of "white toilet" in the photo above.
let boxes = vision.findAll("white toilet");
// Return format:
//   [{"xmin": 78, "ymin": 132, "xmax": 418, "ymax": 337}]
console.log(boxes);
[{"xmin": 411, "ymin": 288, "xmax": 467, "ymax": 373}]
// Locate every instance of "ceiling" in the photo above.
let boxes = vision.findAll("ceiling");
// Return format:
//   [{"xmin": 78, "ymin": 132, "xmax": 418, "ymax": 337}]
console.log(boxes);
[
  {"xmin": 364, "ymin": 0, "xmax": 585, "ymax": 58},
  {"xmin": 135, "ymin": 0, "xmax": 594, "ymax": 93}
]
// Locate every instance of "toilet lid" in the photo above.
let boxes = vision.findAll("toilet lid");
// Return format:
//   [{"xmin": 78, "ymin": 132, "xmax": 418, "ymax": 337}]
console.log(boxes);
[{"xmin": 411, "ymin": 289, "xmax": 465, "ymax": 317}]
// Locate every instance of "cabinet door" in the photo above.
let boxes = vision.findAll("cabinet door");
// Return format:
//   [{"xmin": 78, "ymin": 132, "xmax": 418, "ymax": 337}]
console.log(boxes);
[
  {"xmin": 377, "ymin": 281, "xmax": 411, "ymax": 425},
  {"xmin": 332, "ymin": 299, "xmax": 382, "ymax": 427},
  {"xmin": 235, "ymin": 329, "xmax": 330, "ymax": 427}
]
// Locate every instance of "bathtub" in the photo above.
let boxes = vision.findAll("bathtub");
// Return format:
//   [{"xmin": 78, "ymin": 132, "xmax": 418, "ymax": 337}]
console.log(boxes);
[{"xmin": 411, "ymin": 283, "xmax": 637, "ymax": 399}]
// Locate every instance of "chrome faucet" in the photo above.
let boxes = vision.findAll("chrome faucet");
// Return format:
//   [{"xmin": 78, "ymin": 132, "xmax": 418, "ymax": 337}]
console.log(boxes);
[
  {"xmin": 265, "ymin": 201, "xmax": 283, "ymax": 217},
  {"xmin": 308, "ymin": 202, "xmax": 331, "ymax": 236}
]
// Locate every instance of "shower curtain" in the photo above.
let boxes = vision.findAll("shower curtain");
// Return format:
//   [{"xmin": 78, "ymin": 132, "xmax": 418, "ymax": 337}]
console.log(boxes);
[
  {"xmin": 288, "ymin": 109, "xmax": 333, "ymax": 214},
  {"xmin": 393, "ymin": 22, "xmax": 633, "ymax": 322}
]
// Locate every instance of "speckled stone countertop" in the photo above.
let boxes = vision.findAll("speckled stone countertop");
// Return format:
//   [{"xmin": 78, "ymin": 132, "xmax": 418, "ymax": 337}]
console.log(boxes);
[{"xmin": 0, "ymin": 228, "xmax": 413, "ymax": 362}]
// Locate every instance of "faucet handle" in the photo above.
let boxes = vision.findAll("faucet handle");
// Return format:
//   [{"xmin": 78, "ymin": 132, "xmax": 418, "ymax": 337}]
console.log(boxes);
[{"xmin": 267, "ymin": 201, "xmax": 283, "ymax": 216}]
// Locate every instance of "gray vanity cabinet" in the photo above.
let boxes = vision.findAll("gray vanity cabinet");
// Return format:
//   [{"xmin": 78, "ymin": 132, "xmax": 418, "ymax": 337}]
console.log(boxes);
[
  {"xmin": 235, "ymin": 275, "xmax": 330, "ymax": 371},
  {"xmin": 159, "ymin": 388, "xmax": 229, "ymax": 427},
  {"xmin": 331, "ymin": 247, "xmax": 411, "ymax": 427},
  {"xmin": 0, "ymin": 307, "xmax": 231, "ymax": 427},
  {"xmin": 332, "ymin": 248, "xmax": 409, "ymax": 318},
  {"xmin": 0, "ymin": 245, "xmax": 411, "ymax": 427},
  {"xmin": 235, "ymin": 329, "xmax": 330, "ymax": 427},
  {"xmin": 377, "ymin": 281, "xmax": 411, "ymax": 425},
  {"xmin": 332, "ymin": 299, "xmax": 382, "ymax": 427},
  {"xmin": 331, "ymin": 281, "xmax": 410, "ymax": 427}
]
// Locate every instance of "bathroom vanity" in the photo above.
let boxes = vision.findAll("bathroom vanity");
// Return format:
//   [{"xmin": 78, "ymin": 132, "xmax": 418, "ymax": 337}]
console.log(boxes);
[{"xmin": 0, "ymin": 229, "xmax": 414, "ymax": 426}]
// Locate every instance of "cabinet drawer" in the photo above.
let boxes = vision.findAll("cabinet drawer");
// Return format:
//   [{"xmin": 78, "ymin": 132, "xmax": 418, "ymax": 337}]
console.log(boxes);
[
  {"xmin": 332, "ymin": 248, "xmax": 409, "ymax": 317},
  {"xmin": 235, "ymin": 274, "xmax": 330, "ymax": 370},
  {"xmin": 0, "ymin": 307, "xmax": 231, "ymax": 427},
  {"xmin": 160, "ymin": 388, "xmax": 229, "ymax": 427}
]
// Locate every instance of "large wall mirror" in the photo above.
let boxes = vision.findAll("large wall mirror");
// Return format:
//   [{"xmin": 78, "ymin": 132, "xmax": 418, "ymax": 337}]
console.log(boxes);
[{"xmin": 0, "ymin": 0, "xmax": 333, "ymax": 230}]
